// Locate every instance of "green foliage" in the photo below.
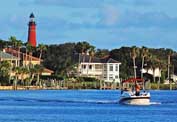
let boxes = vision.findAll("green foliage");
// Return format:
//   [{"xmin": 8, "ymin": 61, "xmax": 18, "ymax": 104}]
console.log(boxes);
[
  {"xmin": 40, "ymin": 75, "xmax": 64, "ymax": 80},
  {"xmin": 41, "ymin": 43, "xmax": 177, "ymax": 82},
  {"xmin": 95, "ymin": 49, "xmax": 109, "ymax": 58},
  {"xmin": 75, "ymin": 41, "xmax": 90, "ymax": 54},
  {"xmin": 0, "ymin": 61, "xmax": 11, "ymax": 85},
  {"xmin": 150, "ymin": 83, "xmax": 177, "ymax": 90},
  {"xmin": 110, "ymin": 47, "xmax": 133, "ymax": 78},
  {"xmin": 33, "ymin": 64, "xmax": 44, "ymax": 73},
  {"xmin": 37, "ymin": 43, "xmax": 47, "ymax": 59},
  {"xmin": 0, "ymin": 39, "xmax": 10, "ymax": 50},
  {"xmin": 0, "ymin": 61, "xmax": 11, "ymax": 77},
  {"xmin": 1, "ymin": 37, "xmax": 177, "ymax": 85},
  {"xmin": 76, "ymin": 77, "xmax": 99, "ymax": 82},
  {"xmin": 43, "ymin": 43, "xmax": 76, "ymax": 74},
  {"xmin": 26, "ymin": 43, "xmax": 36, "ymax": 53},
  {"xmin": 109, "ymin": 46, "xmax": 177, "ymax": 80}
]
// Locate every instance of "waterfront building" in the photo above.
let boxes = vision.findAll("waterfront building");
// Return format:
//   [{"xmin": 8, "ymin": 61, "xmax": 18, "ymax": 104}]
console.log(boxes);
[
  {"xmin": 0, "ymin": 51, "xmax": 19, "ymax": 66},
  {"xmin": 142, "ymin": 68, "xmax": 161, "ymax": 77},
  {"xmin": 78, "ymin": 55, "xmax": 121, "ymax": 83}
]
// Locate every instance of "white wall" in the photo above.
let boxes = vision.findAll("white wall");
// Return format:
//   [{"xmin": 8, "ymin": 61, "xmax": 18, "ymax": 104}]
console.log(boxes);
[
  {"xmin": 79, "ymin": 63, "xmax": 103, "ymax": 76},
  {"xmin": 103, "ymin": 63, "xmax": 121, "ymax": 83},
  {"xmin": 142, "ymin": 68, "xmax": 161, "ymax": 77},
  {"xmin": 79, "ymin": 62, "xmax": 121, "ymax": 83}
]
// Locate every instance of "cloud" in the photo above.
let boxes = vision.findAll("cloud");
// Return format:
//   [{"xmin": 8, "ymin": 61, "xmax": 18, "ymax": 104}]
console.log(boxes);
[
  {"xmin": 127, "ymin": 0, "xmax": 154, "ymax": 6},
  {"xmin": 31, "ymin": 0, "xmax": 105, "ymax": 8},
  {"xmin": 36, "ymin": 10, "xmax": 177, "ymax": 32},
  {"xmin": 119, "ymin": 11, "xmax": 177, "ymax": 29},
  {"xmin": 101, "ymin": 5, "xmax": 119, "ymax": 26},
  {"xmin": 0, "ymin": 15, "xmax": 27, "ymax": 30},
  {"xmin": 19, "ymin": 0, "xmax": 154, "ymax": 8}
]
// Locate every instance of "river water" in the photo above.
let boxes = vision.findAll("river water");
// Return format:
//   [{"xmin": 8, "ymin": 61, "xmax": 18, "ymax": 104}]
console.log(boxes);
[{"xmin": 0, "ymin": 90, "xmax": 176, "ymax": 122}]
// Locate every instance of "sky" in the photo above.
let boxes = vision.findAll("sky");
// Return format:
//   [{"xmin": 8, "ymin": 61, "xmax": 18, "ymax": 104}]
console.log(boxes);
[{"xmin": 0, "ymin": 0, "xmax": 177, "ymax": 50}]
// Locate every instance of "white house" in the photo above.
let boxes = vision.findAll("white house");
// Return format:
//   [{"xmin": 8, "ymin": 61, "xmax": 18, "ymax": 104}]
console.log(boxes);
[
  {"xmin": 0, "ymin": 51, "xmax": 20, "ymax": 67},
  {"xmin": 78, "ymin": 55, "xmax": 121, "ymax": 83},
  {"xmin": 142, "ymin": 68, "xmax": 161, "ymax": 77},
  {"xmin": 171, "ymin": 74, "xmax": 177, "ymax": 83}
]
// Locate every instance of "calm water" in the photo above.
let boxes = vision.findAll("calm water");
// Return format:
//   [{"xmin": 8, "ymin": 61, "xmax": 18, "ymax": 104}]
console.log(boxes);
[{"xmin": 0, "ymin": 90, "xmax": 177, "ymax": 122}]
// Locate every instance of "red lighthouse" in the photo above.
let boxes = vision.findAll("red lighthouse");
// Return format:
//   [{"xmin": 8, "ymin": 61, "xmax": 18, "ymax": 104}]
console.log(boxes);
[{"xmin": 27, "ymin": 13, "xmax": 37, "ymax": 47}]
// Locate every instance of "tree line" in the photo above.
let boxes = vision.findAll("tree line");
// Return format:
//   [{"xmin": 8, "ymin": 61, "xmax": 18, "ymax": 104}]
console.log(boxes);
[
  {"xmin": 43, "ymin": 42, "xmax": 177, "ymax": 84},
  {"xmin": 1, "ymin": 37, "xmax": 177, "ymax": 86}
]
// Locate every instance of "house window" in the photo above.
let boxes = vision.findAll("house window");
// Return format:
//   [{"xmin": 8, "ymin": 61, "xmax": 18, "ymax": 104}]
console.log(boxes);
[
  {"xmin": 95, "ymin": 64, "xmax": 102, "ymax": 69},
  {"xmin": 115, "ymin": 64, "xmax": 118, "ymax": 71},
  {"xmin": 109, "ymin": 64, "xmax": 113, "ymax": 71},
  {"xmin": 103, "ymin": 74, "xmax": 107, "ymax": 79},
  {"xmin": 104, "ymin": 64, "xmax": 107, "ymax": 71},
  {"xmin": 82, "ymin": 65, "xmax": 86, "ymax": 69},
  {"xmin": 115, "ymin": 75, "xmax": 119, "ymax": 79},
  {"xmin": 109, "ymin": 74, "xmax": 113, "ymax": 80},
  {"xmin": 89, "ymin": 65, "xmax": 92, "ymax": 69}
]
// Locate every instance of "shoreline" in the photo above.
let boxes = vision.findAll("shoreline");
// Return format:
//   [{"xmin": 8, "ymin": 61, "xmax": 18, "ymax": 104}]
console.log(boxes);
[{"xmin": 0, "ymin": 85, "xmax": 177, "ymax": 90}]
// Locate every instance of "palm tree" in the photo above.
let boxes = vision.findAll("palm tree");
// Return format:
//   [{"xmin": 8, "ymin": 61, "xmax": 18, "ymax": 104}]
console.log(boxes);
[
  {"xmin": 9, "ymin": 36, "xmax": 23, "ymax": 66},
  {"xmin": 166, "ymin": 49, "xmax": 173, "ymax": 90},
  {"xmin": 26, "ymin": 43, "xmax": 35, "ymax": 67},
  {"xmin": 24, "ymin": 77, "xmax": 31, "ymax": 88},
  {"xmin": 34, "ymin": 64, "xmax": 44, "ymax": 87},
  {"xmin": 140, "ymin": 47, "xmax": 149, "ymax": 89},
  {"xmin": 12, "ymin": 66, "xmax": 29, "ymax": 88},
  {"xmin": 0, "ymin": 61, "xmax": 11, "ymax": 85},
  {"xmin": 0, "ymin": 39, "xmax": 8, "ymax": 50},
  {"xmin": 9, "ymin": 36, "xmax": 17, "ymax": 48},
  {"xmin": 29, "ymin": 66, "xmax": 37, "ymax": 85},
  {"xmin": 37, "ymin": 44, "xmax": 47, "ymax": 62},
  {"xmin": 156, "ymin": 60, "xmax": 165, "ymax": 90},
  {"xmin": 95, "ymin": 49, "xmax": 109, "ymax": 58},
  {"xmin": 130, "ymin": 46, "xmax": 139, "ymax": 78},
  {"xmin": 0, "ymin": 61, "xmax": 11, "ymax": 76},
  {"xmin": 87, "ymin": 45, "xmax": 95, "ymax": 76},
  {"xmin": 75, "ymin": 41, "xmax": 91, "ymax": 62},
  {"xmin": 88, "ymin": 46, "xmax": 95, "ymax": 62},
  {"xmin": 16, "ymin": 40, "xmax": 23, "ymax": 66},
  {"xmin": 148, "ymin": 57, "xmax": 157, "ymax": 83},
  {"xmin": 140, "ymin": 47, "xmax": 148, "ymax": 78},
  {"xmin": 13, "ymin": 67, "xmax": 21, "ymax": 90},
  {"xmin": 167, "ymin": 49, "xmax": 172, "ymax": 80},
  {"xmin": 82, "ymin": 42, "xmax": 91, "ymax": 62},
  {"xmin": 75, "ymin": 41, "xmax": 91, "ymax": 76},
  {"xmin": 20, "ymin": 67, "xmax": 29, "ymax": 86}
]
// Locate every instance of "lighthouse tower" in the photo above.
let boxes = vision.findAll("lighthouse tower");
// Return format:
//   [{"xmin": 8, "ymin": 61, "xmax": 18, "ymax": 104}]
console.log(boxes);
[{"xmin": 27, "ymin": 13, "xmax": 37, "ymax": 47}]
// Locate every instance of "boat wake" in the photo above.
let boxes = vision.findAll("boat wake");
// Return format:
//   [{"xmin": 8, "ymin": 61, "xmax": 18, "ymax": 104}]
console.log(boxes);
[
  {"xmin": 0, "ymin": 97, "xmax": 118, "ymax": 104},
  {"xmin": 34, "ymin": 99, "xmax": 119, "ymax": 104},
  {"xmin": 151, "ymin": 101, "xmax": 177, "ymax": 105},
  {"xmin": 3, "ymin": 97, "xmax": 177, "ymax": 105},
  {"xmin": 161, "ymin": 101, "xmax": 177, "ymax": 105},
  {"xmin": 150, "ymin": 102, "xmax": 161, "ymax": 105}
]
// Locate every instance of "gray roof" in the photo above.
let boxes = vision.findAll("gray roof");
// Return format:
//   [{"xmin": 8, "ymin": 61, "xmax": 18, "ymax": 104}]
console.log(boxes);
[
  {"xmin": 80, "ymin": 55, "xmax": 121, "ymax": 63},
  {"xmin": 0, "ymin": 51, "xmax": 19, "ymax": 60}
]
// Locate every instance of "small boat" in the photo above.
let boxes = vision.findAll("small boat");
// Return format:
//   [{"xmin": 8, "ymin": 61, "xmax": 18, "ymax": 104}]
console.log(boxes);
[{"xmin": 119, "ymin": 78, "xmax": 150, "ymax": 105}]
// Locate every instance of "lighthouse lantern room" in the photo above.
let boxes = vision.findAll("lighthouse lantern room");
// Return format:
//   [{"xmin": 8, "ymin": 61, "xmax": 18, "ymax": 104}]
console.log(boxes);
[{"xmin": 27, "ymin": 13, "xmax": 37, "ymax": 47}]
